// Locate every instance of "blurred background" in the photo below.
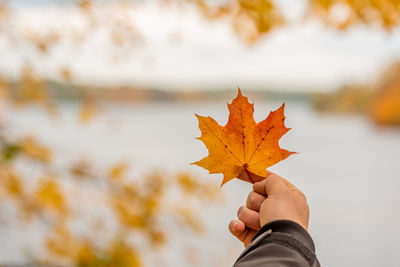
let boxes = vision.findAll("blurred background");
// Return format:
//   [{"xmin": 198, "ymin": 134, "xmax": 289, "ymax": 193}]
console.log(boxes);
[{"xmin": 0, "ymin": 0, "xmax": 400, "ymax": 266}]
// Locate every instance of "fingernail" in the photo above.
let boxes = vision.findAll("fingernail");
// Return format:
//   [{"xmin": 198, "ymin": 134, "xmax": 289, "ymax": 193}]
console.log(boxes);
[
  {"xmin": 230, "ymin": 220, "xmax": 238, "ymax": 232},
  {"xmin": 232, "ymin": 220, "xmax": 238, "ymax": 228}
]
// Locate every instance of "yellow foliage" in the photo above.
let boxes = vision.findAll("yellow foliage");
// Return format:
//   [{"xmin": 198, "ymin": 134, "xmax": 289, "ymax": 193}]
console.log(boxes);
[
  {"xmin": 111, "ymin": 181, "xmax": 155, "ymax": 229},
  {"xmin": 46, "ymin": 225, "xmax": 142, "ymax": 267},
  {"xmin": 0, "ymin": 166, "xmax": 42, "ymax": 220},
  {"xmin": 194, "ymin": 0, "xmax": 284, "ymax": 43},
  {"xmin": 70, "ymin": 159, "xmax": 93, "ymax": 179},
  {"xmin": 105, "ymin": 241, "xmax": 141, "ymax": 267},
  {"xmin": 147, "ymin": 229, "xmax": 166, "ymax": 247},
  {"xmin": 309, "ymin": 0, "xmax": 400, "ymax": 30},
  {"xmin": 0, "ymin": 4, "xmax": 8, "ymax": 21},
  {"xmin": 15, "ymin": 66, "xmax": 56, "ymax": 114},
  {"xmin": 60, "ymin": 67, "xmax": 72, "ymax": 81},
  {"xmin": 194, "ymin": 0, "xmax": 400, "ymax": 42},
  {"xmin": 0, "ymin": 76, "xmax": 8, "ymax": 92},
  {"xmin": 108, "ymin": 162, "xmax": 129, "ymax": 181},
  {"xmin": 371, "ymin": 61, "xmax": 400, "ymax": 125},
  {"xmin": 45, "ymin": 225, "xmax": 78, "ymax": 258},
  {"xmin": 176, "ymin": 206, "xmax": 204, "ymax": 235},
  {"xmin": 177, "ymin": 173, "xmax": 198, "ymax": 193},
  {"xmin": 108, "ymin": 171, "xmax": 212, "ymax": 253},
  {"xmin": 78, "ymin": 0, "xmax": 92, "ymax": 13},
  {"xmin": 0, "ymin": 166, "xmax": 24, "ymax": 197},
  {"xmin": 111, "ymin": 183, "xmax": 161, "ymax": 230},
  {"xmin": 34, "ymin": 177, "xmax": 68, "ymax": 216},
  {"xmin": 177, "ymin": 173, "xmax": 220, "ymax": 201},
  {"xmin": 143, "ymin": 173, "xmax": 164, "ymax": 196},
  {"xmin": 0, "ymin": 153, "xmax": 216, "ymax": 264},
  {"xmin": 79, "ymin": 98, "xmax": 97, "ymax": 124},
  {"xmin": 75, "ymin": 243, "xmax": 99, "ymax": 267},
  {"xmin": 311, "ymin": 61, "xmax": 400, "ymax": 126},
  {"xmin": 113, "ymin": 198, "xmax": 147, "ymax": 229},
  {"xmin": 19, "ymin": 66, "xmax": 48, "ymax": 103},
  {"xmin": 25, "ymin": 31, "xmax": 60, "ymax": 54},
  {"xmin": 234, "ymin": 0, "xmax": 284, "ymax": 42},
  {"xmin": 19, "ymin": 136, "xmax": 52, "ymax": 163},
  {"xmin": 312, "ymin": 85, "xmax": 373, "ymax": 114},
  {"xmin": 371, "ymin": 89, "xmax": 400, "ymax": 125}
]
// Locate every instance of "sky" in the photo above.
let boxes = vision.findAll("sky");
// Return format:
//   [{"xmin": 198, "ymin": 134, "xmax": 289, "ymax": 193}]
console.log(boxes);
[{"xmin": 0, "ymin": 1, "xmax": 400, "ymax": 91}]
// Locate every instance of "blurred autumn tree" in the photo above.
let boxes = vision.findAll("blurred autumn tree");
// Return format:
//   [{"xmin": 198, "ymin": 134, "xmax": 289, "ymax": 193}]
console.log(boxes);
[
  {"xmin": 312, "ymin": 61, "xmax": 400, "ymax": 126},
  {"xmin": 308, "ymin": 0, "xmax": 400, "ymax": 30},
  {"xmin": 193, "ymin": 0, "xmax": 400, "ymax": 42},
  {"xmin": 312, "ymin": 83, "xmax": 374, "ymax": 114},
  {"xmin": 370, "ymin": 61, "xmax": 400, "ymax": 125},
  {"xmin": 0, "ymin": 68, "xmax": 221, "ymax": 264},
  {"xmin": 0, "ymin": 0, "xmax": 400, "ymax": 266}
]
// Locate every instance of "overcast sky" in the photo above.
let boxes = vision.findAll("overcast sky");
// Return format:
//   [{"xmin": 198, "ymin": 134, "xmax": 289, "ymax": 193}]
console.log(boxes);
[{"xmin": 1, "ymin": 1, "xmax": 400, "ymax": 91}]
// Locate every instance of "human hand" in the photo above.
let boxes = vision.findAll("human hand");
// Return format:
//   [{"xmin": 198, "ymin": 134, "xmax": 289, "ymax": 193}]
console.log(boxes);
[{"xmin": 229, "ymin": 172, "xmax": 309, "ymax": 247}]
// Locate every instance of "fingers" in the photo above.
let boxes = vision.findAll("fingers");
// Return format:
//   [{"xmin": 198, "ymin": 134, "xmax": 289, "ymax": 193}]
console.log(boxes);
[
  {"xmin": 229, "ymin": 219, "xmax": 256, "ymax": 247},
  {"xmin": 246, "ymin": 191, "xmax": 266, "ymax": 211},
  {"xmin": 237, "ymin": 206, "xmax": 260, "ymax": 230},
  {"xmin": 230, "ymin": 195, "xmax": 264, "ymax": 247},
  {"xmin": 232, "ymin": 171, "xmax": 302, "ymax": 248},
  {"xmin": 253, "ymin": 173, "xmax": 297, "ymax": 196}
]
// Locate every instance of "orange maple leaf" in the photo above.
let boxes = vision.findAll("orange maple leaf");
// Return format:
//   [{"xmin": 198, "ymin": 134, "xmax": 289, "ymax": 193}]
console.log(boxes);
[{"xmin": 193, "ymin": 88, "xmax": 295, "ymax": 186}]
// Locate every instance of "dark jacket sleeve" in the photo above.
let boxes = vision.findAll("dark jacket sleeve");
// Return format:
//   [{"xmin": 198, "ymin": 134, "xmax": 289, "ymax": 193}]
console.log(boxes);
[{"xmin": 233, "ymin": 220, "xmax": 320, "ymax": 267}]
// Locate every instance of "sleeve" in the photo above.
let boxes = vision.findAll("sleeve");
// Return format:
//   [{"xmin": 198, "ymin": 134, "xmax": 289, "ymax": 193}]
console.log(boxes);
[{"xmin": 233, "ymin": 220, "xmax": 320, "ymax": 267}]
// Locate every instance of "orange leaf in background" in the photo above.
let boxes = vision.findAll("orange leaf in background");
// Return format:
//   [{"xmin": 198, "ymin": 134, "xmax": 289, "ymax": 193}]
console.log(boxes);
[{"xmin": 193, "ymin": 88, "xmax": 295, "ymax": 186}]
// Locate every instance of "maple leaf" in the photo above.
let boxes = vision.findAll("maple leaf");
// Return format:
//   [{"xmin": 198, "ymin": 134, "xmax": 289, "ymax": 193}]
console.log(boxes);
[{"xmin": 193, "ymin": 88, "xmax": 295, "ymax": 186}]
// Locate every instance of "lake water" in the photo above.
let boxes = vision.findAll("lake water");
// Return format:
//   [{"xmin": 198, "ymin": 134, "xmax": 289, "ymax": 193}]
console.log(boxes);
[{"xmin": 1, "ymin": 100, "xmax": 400, "ymax": 267}]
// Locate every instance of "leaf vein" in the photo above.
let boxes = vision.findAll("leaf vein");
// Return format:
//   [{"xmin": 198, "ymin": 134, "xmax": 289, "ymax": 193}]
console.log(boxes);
[
  {"xmin": 202, "ymin": 119, "xmax": 243, "ymax": 165},
  {"xmin": 248, "ymin": 125, "xmax": 274, "ymax": 164}
]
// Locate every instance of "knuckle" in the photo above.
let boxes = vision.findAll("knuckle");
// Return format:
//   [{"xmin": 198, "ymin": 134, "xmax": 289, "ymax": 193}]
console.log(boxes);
[
  {"xmin": 237, "ymin": 206, "xmax": 245, "ymax": 218},
  {"xmin": 247, "ymin": 192, "xmax": 257, "ymax": 206},
  {"xmin": 276, "ymin": 185, "xmax": 291, "ymax": 195},
  {"xmin": 268, "ymin": 174, "xmax": 280, "ymax": 182},
  {"xmin": 252, "ymin": 182, "xmax": 259, "ymax": 191}
]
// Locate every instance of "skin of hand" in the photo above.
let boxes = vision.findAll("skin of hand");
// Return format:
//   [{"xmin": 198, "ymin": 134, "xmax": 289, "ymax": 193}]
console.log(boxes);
[{"xmin": 229, "ymin": 172, "xmax": 309, "ymax": 247}]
